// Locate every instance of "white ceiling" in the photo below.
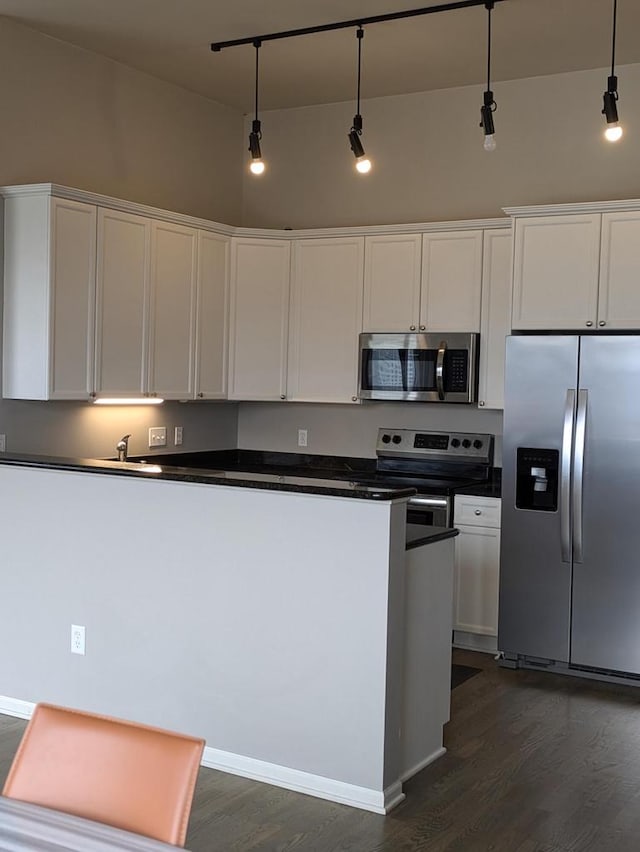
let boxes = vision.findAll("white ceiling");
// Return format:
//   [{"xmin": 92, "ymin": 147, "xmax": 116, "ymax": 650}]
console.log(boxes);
[{"xmin": 1, "ymin": 0, "xmax": 638, "ymax": 112}]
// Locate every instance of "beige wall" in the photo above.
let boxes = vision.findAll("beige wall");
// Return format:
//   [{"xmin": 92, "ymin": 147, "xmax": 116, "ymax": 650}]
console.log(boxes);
[
  {"xmin": 0, "ymin": 17, "xmax": 242, "ymax": 457},
  {"xmin": 237, "ymin": 402, "xmax": 503, "ymax": 466},
  {"xmin": 241, "ymin": 63, "xmax": 640, "ymax": 229},
  {"xmin": 0, "ymin": 17, "xmax": 243, "ymax": 223}
]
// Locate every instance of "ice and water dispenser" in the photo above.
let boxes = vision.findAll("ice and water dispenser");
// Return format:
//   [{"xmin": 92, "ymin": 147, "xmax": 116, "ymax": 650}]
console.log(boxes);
[{"xmin": 515, "ymin": 448, "xmax": 559, "ymax": 511}]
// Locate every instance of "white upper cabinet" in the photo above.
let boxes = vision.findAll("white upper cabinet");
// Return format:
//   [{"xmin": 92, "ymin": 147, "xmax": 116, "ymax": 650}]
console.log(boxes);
[
  {"xmin": 511, "ymin": 214, "xmax": 601, "ymax": 330},
  {"xmin": 477, "ymin": 230, "xmax": 512, "ymax": 410},
  {"xmin": 95, "ymin": 209, "xmax": 151, "ymax": 397},
  {"xmin": 421, "ymin": 230, "xmax": 483, "ymax": 332},
  {"xmin": 363, "ymin": 234, "xmax": 422, "ymax": 332},
  {"xmin": 3, "ymin": 194, "xmax": 96, "ymax": 400},
  {"xmin": 149, "ymin": 221, "xmax": 198, "ymax": 400},
  {"xmin": 228, "ymin": 238, "xmax": 291, "ymax": 401},
  {"xmin": 598, "ymin": 211, "xmax": 640, "ymax": 329},
  {"xmin": 195, "ymin": 232, "xmax": 229, "ymax": 400},
  {"xmin": 288, "ymin": 237, "xmax": 364, "ymax": 403}
]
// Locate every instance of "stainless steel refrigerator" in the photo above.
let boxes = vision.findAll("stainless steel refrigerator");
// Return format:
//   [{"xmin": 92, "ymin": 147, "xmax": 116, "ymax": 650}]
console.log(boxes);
[{"xmin": 499, "ymin": 335, "xmax": 640, "ymax": 681}]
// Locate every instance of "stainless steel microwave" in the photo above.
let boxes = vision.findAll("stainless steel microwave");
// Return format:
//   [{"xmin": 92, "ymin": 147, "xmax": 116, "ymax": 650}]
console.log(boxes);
[{"xmin": 358, "ymin": 332, "xmax": 479, "ymax": 403}]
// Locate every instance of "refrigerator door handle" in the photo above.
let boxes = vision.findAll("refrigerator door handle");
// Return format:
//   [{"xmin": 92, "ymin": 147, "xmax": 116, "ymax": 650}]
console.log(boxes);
[
  {"xmin": 560, "ymin": 389, "xmax": 575, "ymax": 563},
  {"xmin": 572, "ymin": 389, "xmax": 588, "ymax": 563}
]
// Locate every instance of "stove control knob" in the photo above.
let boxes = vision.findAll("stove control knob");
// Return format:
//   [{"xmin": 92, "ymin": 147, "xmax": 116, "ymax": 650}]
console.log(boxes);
[
  {"xmin": 392, "ymin": 435, "xmax": 402, "ymax": 444},
  {"xmin": 462, "ymin": 439, "xmax": 471, "ymax": 448},
  {"xmin": 450, "ymin": 438, "xmax": 461, "ymax": 448},
  {"xmin": 473, "ymin": 439, "xmax": 483, "ymax": 449},
  {"xmin": 381, "ymin": 433, "xmax": 391, "ymax": 444}
]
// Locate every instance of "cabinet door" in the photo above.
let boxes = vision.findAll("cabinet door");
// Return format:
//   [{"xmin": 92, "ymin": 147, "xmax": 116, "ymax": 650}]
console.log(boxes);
[
  {"xmin": 50, "ymin": 198, "xmax": 97, "ymax": 399},
  {"xmin": 598, "ymin": 211, "xmax": 640, "ymax": 329},
  {"xmin": 362, "ymin": 234, "xmax": 421, "ymax": 332},
  {"xmin": 288, "ymin": 238, "xmax": 364, "ymax": 403},
  {"xmin": 453, "ymin": 525, "xmax": 501, "ymax": 636},
  {"xmin": 228, "ymin": 238, "xmax": 291, "ymax": 401},
  {"xmin": 477, "ymin": 230, "xmax": 512, "ymax": 410},
  {"xmin": 148, "ymin": 221, "xmax": 197, "ymax": 400},
  {"xmin": 511, "ymin": 215, "xmax": 601, "ymax": 330},
  {"xmin": 95, "ymin": 209, "xmax": 151, "ymax": 396},
  {"xmin": 195, "ymin": 232, "xmax": 229, "ymax": 400},
  {"xmin": 420, "ymin": 230, "xmax": 483, "ymax": 331}
]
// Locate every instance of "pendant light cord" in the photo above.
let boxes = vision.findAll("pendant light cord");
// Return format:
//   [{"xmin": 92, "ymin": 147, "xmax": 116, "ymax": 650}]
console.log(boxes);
[
  {"xmin": 610, "ymin": 0, "xmax": 617, "ymax": 78},
  {"xmin": 486, "ymin": 2, "xmax": 492, "ymax": 91},
  {"xmin": 253, "ymin": 39, "xmax": 261, "ymax": 124},
  {"xmin": 356, "ymin": 27, "xmax": 364, "ymax": 117}
]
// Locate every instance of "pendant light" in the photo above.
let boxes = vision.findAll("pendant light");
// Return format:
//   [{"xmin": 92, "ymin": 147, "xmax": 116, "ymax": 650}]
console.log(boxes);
[
  {"xmin": 348, "ymin": 27, "xmax": 372, "ymax": 174},
  {"xmin": 479, "ymin": 1, "xmax": 497, "ymax": 152},
  {"xmin": 248, "ymin": 39, "xmax": 265, "ymax": 174},
  {"xmin": 602, "ymin": 0, "xmax": 623, "ymax": 142}
]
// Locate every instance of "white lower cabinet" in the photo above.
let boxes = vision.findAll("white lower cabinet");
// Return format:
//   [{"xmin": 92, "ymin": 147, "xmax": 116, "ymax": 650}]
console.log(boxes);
[{"xmin": 453, "ymin": 495, "xmax": 501, "ymax": 650}]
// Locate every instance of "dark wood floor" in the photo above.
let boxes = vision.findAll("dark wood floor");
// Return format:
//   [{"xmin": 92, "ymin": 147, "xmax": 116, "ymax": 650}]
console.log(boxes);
[{"xmin": 3, "ymin": 648, "xmax": 640, "ymax": 851}]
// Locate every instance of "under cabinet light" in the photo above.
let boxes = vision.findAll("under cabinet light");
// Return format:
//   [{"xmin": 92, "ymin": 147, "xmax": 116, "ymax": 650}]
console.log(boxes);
[{"xmin": 92, "ymin": 398, "xmax": 165, "ymax": 406}]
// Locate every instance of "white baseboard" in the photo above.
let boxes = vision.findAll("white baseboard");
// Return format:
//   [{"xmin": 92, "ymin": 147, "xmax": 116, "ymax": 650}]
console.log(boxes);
[
  {"xmin": 0, "ymin": 695, "xmax": 35, "ymax": 720},
  {"xmin": 202, "ymin": 745, "xmax": 405, "ymax": 814},
  {"xmin": 0, "ymin": 695, "xmax": 404, "ymax": 814},
  {"xmin": 453, "ymin": 631, "xmax": 498, "ymax": 654},
  {"xmin": 401, "ymin": 746, "xmax": 447, "ymax": 783}
]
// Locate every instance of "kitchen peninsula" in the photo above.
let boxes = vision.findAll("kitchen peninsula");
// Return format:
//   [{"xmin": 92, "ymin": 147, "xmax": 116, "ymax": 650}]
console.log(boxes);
[{"xmin": 0, "ymin": 453, "xmax": 456, "ymax": 813}]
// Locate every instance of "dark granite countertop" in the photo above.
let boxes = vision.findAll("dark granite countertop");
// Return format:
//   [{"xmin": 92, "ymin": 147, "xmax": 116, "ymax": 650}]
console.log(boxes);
[
  {"xmin": 455, "ymin": 468, "xmax": 502, "ymax": 498},
  {"xmin": 0, "ymin": 453, "xmax": 415, "ymax": 502},
  {"xmin": 406, "ymin": 524, "xmax": 459, "ymax": 550}
]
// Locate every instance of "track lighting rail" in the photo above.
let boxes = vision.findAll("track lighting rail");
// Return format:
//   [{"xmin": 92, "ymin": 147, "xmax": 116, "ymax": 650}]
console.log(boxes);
[{"xmin": 211, "ymin": 0, "xmax": 506, "ymax": 52}]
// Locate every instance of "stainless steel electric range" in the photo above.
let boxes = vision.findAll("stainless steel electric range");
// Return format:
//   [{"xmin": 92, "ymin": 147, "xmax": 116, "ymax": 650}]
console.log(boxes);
[{"xmin": 354, "ymin": 428, "xmax": 494, "ymax": 528}]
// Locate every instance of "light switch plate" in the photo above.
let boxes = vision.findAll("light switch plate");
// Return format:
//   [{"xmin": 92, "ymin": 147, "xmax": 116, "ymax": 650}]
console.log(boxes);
[{"xmin": 148, "ymin": 427, "xmax": 167, "ymax": 448}]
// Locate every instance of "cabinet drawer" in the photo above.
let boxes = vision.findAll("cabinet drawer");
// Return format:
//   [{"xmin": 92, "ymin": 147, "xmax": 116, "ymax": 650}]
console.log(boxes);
[{"xmin": 454, "ymin": 496, "xmax": 501, "ymax": 528}]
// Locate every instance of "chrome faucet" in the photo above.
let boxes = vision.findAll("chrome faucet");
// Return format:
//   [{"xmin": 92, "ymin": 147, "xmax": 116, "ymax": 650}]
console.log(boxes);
[{"xmin": 116, "ymin": 434, "xmax": 131, "ymax": 463}]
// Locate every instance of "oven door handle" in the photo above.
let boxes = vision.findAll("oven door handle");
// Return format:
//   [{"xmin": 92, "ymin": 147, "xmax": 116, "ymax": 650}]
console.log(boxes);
[
  {"xmin": 408, "ymin": 496, "xmax": 449, "ymax": 509},
  {"xmin": 436, "ymin": 340, "xmax": 447, "ymax": 401}
]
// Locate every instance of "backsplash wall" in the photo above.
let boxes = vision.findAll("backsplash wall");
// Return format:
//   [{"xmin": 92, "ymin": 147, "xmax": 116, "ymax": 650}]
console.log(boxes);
[{"xmin": 237, "ymin": 402, "xmax": 503, "ymax": 466}]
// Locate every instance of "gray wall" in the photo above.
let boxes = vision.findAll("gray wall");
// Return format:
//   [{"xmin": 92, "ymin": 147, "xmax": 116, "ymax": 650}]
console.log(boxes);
[
  {"xmin": 238, "ymin": 402, "xmax": 503, "ymax": 466},
  {"xmin": 241, "ymin": 63, "xmax": 640, "ymax": 229},
  {"xmin": 0, "ymin": 17, "xmax": 242, "ymax": 458}
]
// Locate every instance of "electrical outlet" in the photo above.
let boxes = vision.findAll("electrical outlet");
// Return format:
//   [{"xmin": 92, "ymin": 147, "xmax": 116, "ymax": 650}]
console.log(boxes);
[
  {"xmin": 174, "ymin": 426, "xmax": 183, "ymax": 446},
  {"xmin": 0, "ymin": 434, "xmax": 5, "ymax": 452},
  {"xmin": 71, "ymin": 624, "xmax": 86, "ymax": 656},
  {"xmin": 148, "ymin": 427, "xmax": 167, "ymax": 448},
  {"xmin": 298, "ymin": 429, "xmax": 308, "ymax": 448}
]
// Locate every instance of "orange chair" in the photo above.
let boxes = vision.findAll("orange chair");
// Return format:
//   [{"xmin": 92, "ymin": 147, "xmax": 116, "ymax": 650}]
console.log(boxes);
[{"xmin": 2, "ymin": 703, "xmax": 205, "ymax": 847}]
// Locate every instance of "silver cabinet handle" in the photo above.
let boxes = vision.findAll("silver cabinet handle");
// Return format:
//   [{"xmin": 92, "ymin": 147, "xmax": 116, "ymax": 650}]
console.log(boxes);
[
  {"xmin": 351, "ymin": 395, "xmax": 357, "ymax": 402},
  {"xmin": 436, "ymin": 340, "xmax": 447, "ymax": 401},
  {"xmin": 474, "ymin": 509, "xmax": 482, "ymax": 515},
  {"xmin": 198, "ymin": 392, "xmax": 204, "ymax": 398},
  {"xmin": 599, "ymin": 320, "xmax": 606, "ymax": 327},
  {"xmin": 479, "ymin": 400, "xmax": 485, "ymax": 407},
  {"xmin": 408, "ymin": 496, "xmax": 448, "ymax": 509},
  {"xmin": 419, "ymin": 325, "xmax": 426, "ymax": 331},
  {"xmin": 280, "ymin": 394, "xmax": 286, "ymax": 400},
  {"xmin": 410, "ymin": 325, "xmax": 416, "ymax": 331},
  {"xmin": 586, "ymin": 321, "xmax": 593, "ymax": 327},
  {"xmin": 560, "ymin": 389, "xmax": 576, "ymax": 563},
  {"xmin": 572, "ymin": 389, "xmax": 588, "ymax": 564}
]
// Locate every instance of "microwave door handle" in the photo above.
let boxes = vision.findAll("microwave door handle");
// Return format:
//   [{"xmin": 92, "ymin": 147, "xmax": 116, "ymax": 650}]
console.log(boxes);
[
  {"xmin": 436, "ymin": 341, "xmax": 447, "ymax": 400},
  {"xmin": 560, "ymin": 389, "xmax": 575, "ymax": 563}
]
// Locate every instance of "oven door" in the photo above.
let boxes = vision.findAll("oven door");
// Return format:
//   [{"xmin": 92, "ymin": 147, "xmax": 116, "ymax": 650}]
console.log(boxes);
[
  {"xmin": 358, "ymin": 332, "xmax": 477, "ymax": 403},
  {"xmin": 406, "ymin": 495, "xmax": 450, "ymax": 528}
]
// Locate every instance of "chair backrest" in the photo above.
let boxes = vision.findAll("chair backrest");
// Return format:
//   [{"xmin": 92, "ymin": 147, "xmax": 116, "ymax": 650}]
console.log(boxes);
[{"xmin": 2, "ymin": 703, "xmax": 205, "ymax": 847}]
